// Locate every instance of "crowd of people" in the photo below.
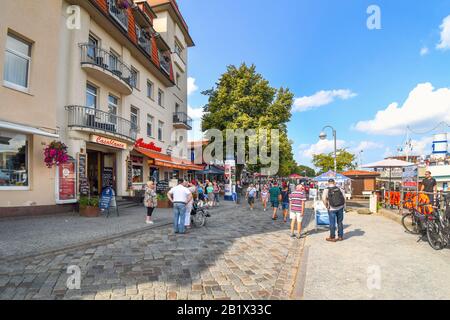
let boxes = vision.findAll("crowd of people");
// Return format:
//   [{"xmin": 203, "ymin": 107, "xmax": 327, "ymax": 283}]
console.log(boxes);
[
  {"xmin": 143, "ymin": 177, "xmax": 347, "ymax": 241},
  {"xmin": 143, "ymin": 178, "xmax": 224, "ymax": 235}
]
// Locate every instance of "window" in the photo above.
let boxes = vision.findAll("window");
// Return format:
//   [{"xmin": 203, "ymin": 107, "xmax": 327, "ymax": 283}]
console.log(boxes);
[
  {"xmin": 132, "ymin": 165, "xmax": 143, "ymax": 184},
  {"xmin": 86, "ymin": 84, "xmax": 97, "ymax": 109},
  {"xmin": 158, "ymin": 121, "xmax": 164, "ymax": 141},
  {"xmin": 158, "ymin": 89, "xmax": 164, "ymax": 107},
  {"xmin": 108, "ymin": 94, "xmax": 118, "ymax": 124},
  {"xmin": 146, "ymin": 114, "xmax": 153, "ymax": 137},
  {"xmin": 4, "ymin": 33, "xmax": 32, "ymax": 91},
  {"xmin": 130, "ymin": 67, "xmax": 139, "ymax": 89},
  {"xmin": 109, "ymin": 50, "xmax": 119, "ymax": 72},
  {"xmin": 175, "ymin": 103, "xmax": 180, "ymax": 114},
  {"xmin": 147, "ymin": 80, "xmax": 154, "ymax": 99},
  {"xmin": 176, "ymin": 73, "xmax": 180, "ymax": 87},
  {"xmin": 130, "ymin": 106, "xmax": 139, "ymax": 130},
  {"xmin": 0, "ymin": 131, "xmax": 28, "ymax": 188},
  {"xmin": 87, "ymin": 35, "xmax": 98, "ymax": 59},
  {"xmin": 174, "ymin": 40, "xmax": 183, "ymax": 57}
]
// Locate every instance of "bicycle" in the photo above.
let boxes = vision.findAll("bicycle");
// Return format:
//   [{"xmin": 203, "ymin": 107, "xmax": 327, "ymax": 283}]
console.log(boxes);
[
  {"xmin": 190, "ymin": 200, "xmax": 210, "ymax": 227},
  {"xmin": 425, "ymin": 194, "xmax": 450, "ymax": 250},
  {"xmin": 401, "ymin": 200, "xmax": 429, "ymax": 235}
]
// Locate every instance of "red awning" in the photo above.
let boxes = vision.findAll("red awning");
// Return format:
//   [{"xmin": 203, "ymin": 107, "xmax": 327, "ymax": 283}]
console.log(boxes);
[{"xmin": 134, "ymin": 147, "xmax": 203, "ymax": 171}]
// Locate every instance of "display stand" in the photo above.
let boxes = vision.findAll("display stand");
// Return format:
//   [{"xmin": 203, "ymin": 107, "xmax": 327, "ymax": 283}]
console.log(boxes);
[{"xmin": 100, "ymin": 187, "xmax": 119, "ymax": 218}]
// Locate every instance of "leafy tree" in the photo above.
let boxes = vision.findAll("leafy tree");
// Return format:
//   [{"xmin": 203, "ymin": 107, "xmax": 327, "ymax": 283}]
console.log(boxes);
[
  {"xmin": 202, "ymin": 64, "xmax": 296, "ymax": 179},
  {"xmin": 294, "ymin": 165, "xmax": 316, "ymax": 177},
  {"xmin": 311, "ymin": 149, "xmax": 356, "ymax": 174}
]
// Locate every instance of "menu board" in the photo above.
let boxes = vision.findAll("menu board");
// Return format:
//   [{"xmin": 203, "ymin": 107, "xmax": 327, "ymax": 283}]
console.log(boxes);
[
  {"xmin": 56, "ymin": 159, "xmax": 77, "ymax": 204},
  {"xmin": 127, "ymin": 159, "xmax": 133, "ymax": 190},
  {"xmin": 102, "ymin": 167, "xmax": 114, "ymax": 189},
  {"xmin": 77, "ymin": 153, "xmax": 89, "ymax": 196},
  {"xmin": 156, "ymin": 180, "xmax": 170, "ymax": 193},
  {"xmin": 99, "ymin": 186, "xmax": 114, "ymax": 210}
]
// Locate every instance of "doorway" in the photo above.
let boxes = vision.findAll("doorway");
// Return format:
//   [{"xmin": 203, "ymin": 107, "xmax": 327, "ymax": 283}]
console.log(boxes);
[{"xmin": 87, "ymin": 150, "xmax": 117, "ymax": 195}]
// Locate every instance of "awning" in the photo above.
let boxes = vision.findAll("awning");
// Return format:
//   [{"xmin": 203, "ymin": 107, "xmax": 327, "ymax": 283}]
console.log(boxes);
[
  {"xmin": 198, "ymin": 165, "xmax": 225, "ymax": 175},
  {"xmin": 134, "ymin": 147, "xmax": 203, "ymax": 171},
  {"xmin": 0, "ymin": 120, "xmax": 59, "ymax": 138}
]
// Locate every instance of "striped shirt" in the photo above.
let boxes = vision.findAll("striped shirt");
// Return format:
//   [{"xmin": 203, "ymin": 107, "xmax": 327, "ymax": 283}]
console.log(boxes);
[{"xmin": 289, "ymin": 191, "xmax": 307, "ymax": 213}]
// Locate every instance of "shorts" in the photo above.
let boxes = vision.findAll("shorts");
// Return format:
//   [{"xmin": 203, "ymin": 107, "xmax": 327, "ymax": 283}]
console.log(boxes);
[
  {"xmin": 271, "ymin": 200, "xmax": 279, "ymax": 208},
  {"xmin": 282, "ymin": 202, "xmax": 289, "ymax": 210},
  {"xmin": 290, "ymin": 211, "xmax": 303, "ymax": 221},
  {"xmin": 248, "ymin": 196, "xmax": 255, "ymax": 205}
]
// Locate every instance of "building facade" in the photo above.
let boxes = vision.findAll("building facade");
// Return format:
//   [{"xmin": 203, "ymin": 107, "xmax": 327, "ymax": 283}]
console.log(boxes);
[{"xmin": 0, "ymin": 0, "xmax": 196, "ymax": 216}]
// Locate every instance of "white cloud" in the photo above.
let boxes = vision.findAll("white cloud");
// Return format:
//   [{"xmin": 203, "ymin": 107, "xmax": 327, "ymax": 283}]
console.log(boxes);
[
  {"xmin": 293, "ymin": 89, "xmax": 357, "ymax": 112},
  {"xmin": 420, "ymin": 47, "xmax": 429, "ymax": 56},
  {"xmin": 298, "ymin": 139, "xmax": 346, "ymax": 159},
  {"xmin": 352, "ymin": 141, "xmax": 384, "ymax": 153},
  {"xmin": 187, "ymin": 77, "xmax": 198, "ymax": 96},
  {"xmin": 437, "ymin": 15, "xmax": 450, "ymax": 50},
  {"xmin": 188, "ymin": 105, "xmax": 204, "ymax": 120},
  {"xmin": 354, "ymin": 83, "xmax": 450, "ymax": 135},
  {"xmin": 409, "ymin": 136, "xmax": 434, "ymax": 156}
]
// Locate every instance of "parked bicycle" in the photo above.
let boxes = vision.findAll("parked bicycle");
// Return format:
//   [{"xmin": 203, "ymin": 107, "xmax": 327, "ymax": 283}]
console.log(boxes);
[
  {"xmin": 425, "ymin": 194, "xmax": 450, "ymax": 250},
  {"xmin": 401, "ymin": 199, "xmax": 429, "ymax": 236}
]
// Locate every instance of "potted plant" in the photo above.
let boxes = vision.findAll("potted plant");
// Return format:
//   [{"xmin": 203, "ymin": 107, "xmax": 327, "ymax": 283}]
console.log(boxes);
[
  {"xmin": 79, "ymin": 196, "xmax": 100, "ymax": 217},
  {"xmin": 157, "ymin": 193, "xmax": 172, "ymax": 209},
  {"xmin": 115, "ymin": 0, "xmax": 130, "ymax": 10}
]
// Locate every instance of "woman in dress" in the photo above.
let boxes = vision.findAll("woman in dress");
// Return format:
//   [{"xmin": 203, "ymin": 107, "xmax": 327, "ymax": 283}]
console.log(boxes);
[
  {"xmin": 260, "ymin": 185, "xmax": 270, "ymax": 212},
  {"xmin": 144, "ymin": 181, "xmax": 158, "ymax": 224}
]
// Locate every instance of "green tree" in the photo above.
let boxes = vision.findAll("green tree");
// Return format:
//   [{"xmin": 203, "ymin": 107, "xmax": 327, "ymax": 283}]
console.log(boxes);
[
  {"xmin": 312, "ymin": 149, "xmax": 356, "ymax": 174},
  {"xmin": 202, "ymin": 64, "xmax": 296, "ymax": 179},
  {"xmin": 294, "ymin": 165, "xmax": 316, "ymax": 177}
]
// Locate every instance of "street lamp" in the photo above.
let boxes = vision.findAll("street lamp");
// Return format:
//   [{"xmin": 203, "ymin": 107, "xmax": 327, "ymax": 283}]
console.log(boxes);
[{"xmin": 319, "ymin": 125, "xmax": 337, "ymax": 174}]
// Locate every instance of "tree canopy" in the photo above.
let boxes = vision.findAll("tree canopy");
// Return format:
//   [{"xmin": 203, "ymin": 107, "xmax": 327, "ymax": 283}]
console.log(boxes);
[
  {"xmin": 311, "ymin": 149, "xmax": 356, "ymax": 174},
  {"xmin": 201, "ymin": 63, "xmax": 296, "ymax": 178}
]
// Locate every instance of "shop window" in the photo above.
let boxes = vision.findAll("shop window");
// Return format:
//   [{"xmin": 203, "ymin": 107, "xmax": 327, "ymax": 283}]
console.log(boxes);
[
  {"xmin": 4, "ymin": 33, "xmax": 32, "ymax": 91},
  {"xmin": 0, "ymin": 131, "xmax": 28, "ymax": 188},
  {"xmin": 132, "ymin": 165, "xmax": 143, "ymax": 183}
]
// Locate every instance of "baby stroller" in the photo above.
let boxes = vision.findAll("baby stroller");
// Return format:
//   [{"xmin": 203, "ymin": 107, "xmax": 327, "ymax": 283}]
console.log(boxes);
[{"xmin": 191, "ymin": 200, "xmax": 210, "ymax": 227}]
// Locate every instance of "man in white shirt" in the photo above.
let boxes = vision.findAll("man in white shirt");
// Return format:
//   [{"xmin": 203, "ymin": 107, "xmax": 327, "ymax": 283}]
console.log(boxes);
[{"xmin": 167, "ymin": 179, "xmax": 192, "ymax": 234}]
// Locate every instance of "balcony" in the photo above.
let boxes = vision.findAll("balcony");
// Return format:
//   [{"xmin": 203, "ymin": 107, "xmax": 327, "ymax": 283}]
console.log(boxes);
[
  {"xmin": 173, "ymin": 112, "xmax": 192, "ymax": 130},
  {"xmin": 66, "ymin": 105, "xmax": 138, "ymax": 142},
  {"xmin": 159, "ymin": 51, "xmax": 171, "ymax": 75},
  {"xmin": 80, "ymin": 44, "xmax": 133, "ymax": 95},
  {"xmin": 108, "ymin": 0, "xmax": 128, "ymax": 31}
]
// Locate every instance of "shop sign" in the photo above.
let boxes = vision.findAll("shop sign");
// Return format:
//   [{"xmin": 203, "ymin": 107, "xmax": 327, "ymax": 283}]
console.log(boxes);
[
  {"xmin": 90, "ymin": 135, "xmax": 127, "ymax": 149},
  {"xmin": 402, "ymin": 166, "xmax": 419, "ymax": 190},
  {"xmin": 56, "ymin": 159, "xmax": 77, "ymax": 204},
  {"xmin": 135, "ymin": 138, "xmax": 162, "ymax": 152}
]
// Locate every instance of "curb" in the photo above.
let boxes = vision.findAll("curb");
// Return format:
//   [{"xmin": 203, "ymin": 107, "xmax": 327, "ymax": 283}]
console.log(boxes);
[
  {"xmin": 377, "ymin": 208, "xmax": 403, "ymax": 225},
  {"xmin": 4, "ymin": 222, "xmax": 173, "ymax": 263}
]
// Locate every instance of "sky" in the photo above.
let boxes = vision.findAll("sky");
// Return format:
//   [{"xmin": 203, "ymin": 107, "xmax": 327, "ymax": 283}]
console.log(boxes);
[{"xmin": 177, "ymin": 0, "xmax": 450, "ymax": 169}]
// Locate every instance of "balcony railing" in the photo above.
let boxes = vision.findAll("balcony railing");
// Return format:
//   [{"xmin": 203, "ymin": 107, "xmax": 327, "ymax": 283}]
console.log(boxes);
[
  {"xmin": 173, "ymin": 112, "xmax": 192, "ymax": 130},
  {"xmin": 138, "ymin": 35, "xmax": 151, "ymax": 55},
  {"xmin": 159, "ymin": 51, "xmax": 171, "ymax": 75},
  {"xmin": 108, "ymin": 0, "xmax": 129, "ymax": 31},
  {"xmin": 66, "ymin": 105, "xmax": 138, "ymax": 141},
  {"xmin": 80, "ymin": 43, "xmax": 133, "ymax": 88}
]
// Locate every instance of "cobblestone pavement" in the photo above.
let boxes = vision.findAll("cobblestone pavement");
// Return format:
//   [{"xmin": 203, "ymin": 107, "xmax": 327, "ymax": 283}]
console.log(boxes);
[
  {"xmin": 0, "ymin": 206, "xmax": 175, "ymax": 259},
  {"xmin": 300, "ymin": 210, "xmax": 450, "ymax": 300},
  {"xmin": 0, "ymin": 200, "xmax": 305, "ymax": 300}
]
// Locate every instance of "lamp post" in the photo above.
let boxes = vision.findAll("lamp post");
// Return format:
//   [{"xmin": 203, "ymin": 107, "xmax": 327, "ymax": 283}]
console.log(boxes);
[{"xmin": 319, "ymin": 125, "xmax": 337, "ymax": 174}]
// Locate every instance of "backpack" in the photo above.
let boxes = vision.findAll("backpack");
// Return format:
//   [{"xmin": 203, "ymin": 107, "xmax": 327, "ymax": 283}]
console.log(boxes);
[{"xmin": 328, "ymin": 187, "xmax": 345, "ymax": 208}]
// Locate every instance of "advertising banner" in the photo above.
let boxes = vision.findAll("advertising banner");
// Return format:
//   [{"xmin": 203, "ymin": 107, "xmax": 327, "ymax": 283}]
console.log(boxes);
[
  {"xmin": 402, "ymin": 166, "xmax": 419, "ymax": 190},
  {"xmin": 56, "ymin": 159, "xmax": 77, "ymax": 204}
]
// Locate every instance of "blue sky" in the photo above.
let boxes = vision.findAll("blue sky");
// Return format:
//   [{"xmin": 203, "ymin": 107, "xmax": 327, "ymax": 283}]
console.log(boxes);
[{"xmin": 177, "ymin": 0, "xmax": 450, "ymax": 169}]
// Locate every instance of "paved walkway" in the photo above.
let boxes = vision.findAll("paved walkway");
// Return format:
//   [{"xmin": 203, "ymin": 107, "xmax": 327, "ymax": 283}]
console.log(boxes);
[
  {"xmin": 299, "ymin": 210, "xmax": 450, "ymax": 300},
  {"xmin": 0, "ymin": 200, "xmax": 303, "ymax": 300}
]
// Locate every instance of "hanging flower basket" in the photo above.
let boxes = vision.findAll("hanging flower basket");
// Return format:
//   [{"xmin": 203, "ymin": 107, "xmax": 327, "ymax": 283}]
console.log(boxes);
[
  {"xmin": 115, "ymin": 0, "xmax": 130, "ymax": 10},
  {"xmin": 44, "ymin": 141, "xmax": 69, "ymax": 168}
]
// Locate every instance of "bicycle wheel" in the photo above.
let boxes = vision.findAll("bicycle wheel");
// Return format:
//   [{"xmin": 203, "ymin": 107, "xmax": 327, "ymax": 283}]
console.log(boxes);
[
  {"xmin": 194, "ymin": 212, "xmax": 206, "ymax": 227},
  {"xmin": 426, "ymin": 221, "xmax": 445, "ymax": 250},
  {"xmin": 402, "ymin": 213, "xmax": 420, "ymax": 235}
]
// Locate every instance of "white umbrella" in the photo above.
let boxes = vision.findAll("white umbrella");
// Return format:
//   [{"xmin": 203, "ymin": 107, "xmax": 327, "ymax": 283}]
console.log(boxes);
[{"xmin": 362, "ymin": 159, "xmax": 415, "ymax": 189}]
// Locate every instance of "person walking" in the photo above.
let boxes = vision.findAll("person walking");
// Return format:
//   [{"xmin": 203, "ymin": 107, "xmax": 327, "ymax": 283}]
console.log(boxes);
[
  {"xmin": 260, "ymin": 185, "xmax": 269, "ymax": 211},
  {"xmin": 269, "ymin": 182, "xmax": 282, "ymax": 220},
  {"xmin": 281, "ymin": 184, "xmax": 290, "ymax": 223},
  {"xmin": 246, "ymin": 184, "xmax": 257, "ymax": 210},
  {"xmin": 206, "ymin": 182, "xmax": 214, "ymax": 207},
  {"xmin": 289, "ymin": 184, "xmax": 307, "ymax": 238},
  {"xmin": 144, "ymin": 181, "xmax": 157, "ymax": 225},
  {"xmin": 236, "ymin": 180, "xmax": 243, "ymax": 204},
  {"xmin": 167, "ymin": 179, "xmax": 192, "ymax": 235},
  {"xmin": 185, "ymin": 182, "xmax": 197, "ymax": 229},
  {"xmin": 213, "ymin": 181, "xmax": 220, "ymax": 206},
  {"xmin": 421, "ymin": 170, "xmax": 437, "ymax": 205},
  {"xmin": 197, "ymin": 183, "xmax": 205, "ymax": 207},
  {"xmin": 322, "ymin": 179, "xmax": 346, "ymax": 242}
]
